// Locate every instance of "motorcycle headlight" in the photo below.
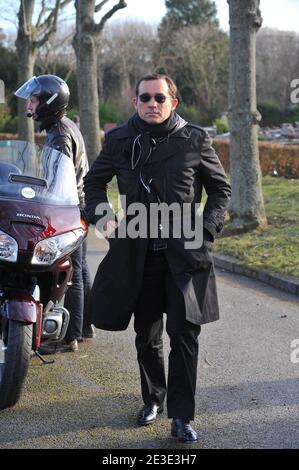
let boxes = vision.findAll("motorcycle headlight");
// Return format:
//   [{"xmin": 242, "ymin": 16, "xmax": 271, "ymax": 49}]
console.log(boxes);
[
  {"xmin": 0, "ymin": 230, "xmax": 18, "ymax": 262},
  {"xmin": 31, "ymin": 229, "xmax": 85, "ymax": 265}
]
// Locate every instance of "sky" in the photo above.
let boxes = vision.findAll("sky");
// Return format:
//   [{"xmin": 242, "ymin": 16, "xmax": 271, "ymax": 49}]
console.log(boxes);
[
  {"xmin": 98, "ymin": 0, "xmax": 299, "ymax": 33},
  {"xmin": 1, "ymin": 0, "xmax": 299, "ymax": 34}
]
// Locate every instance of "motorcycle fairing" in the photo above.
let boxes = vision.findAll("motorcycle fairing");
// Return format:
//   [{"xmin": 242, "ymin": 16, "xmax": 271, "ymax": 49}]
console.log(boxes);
[{"xmin": 0, "ymin": 289, "xmax": 37, "ymax": 323}]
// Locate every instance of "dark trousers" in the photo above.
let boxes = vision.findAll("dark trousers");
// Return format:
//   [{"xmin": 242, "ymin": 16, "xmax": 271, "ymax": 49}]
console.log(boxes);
[
  {"xmin": 134, "ymin": 251, "xmax": 201, "ymax": 421},
  {"xmin": 64, "ymin": 239, "xmax": 92, "ymax": 342},
  {"xmin": 82, "ymin": 239, "xmax": 92, "ymax": 330}
]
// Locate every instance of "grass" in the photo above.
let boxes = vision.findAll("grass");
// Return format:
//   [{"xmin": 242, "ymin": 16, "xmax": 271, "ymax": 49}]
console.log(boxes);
[
  {"xmin": 214, "ymin": 176, "xmax": 299, "ymax": 279},
  {"xmin": 107, "ymin": 175, "xmax": 299, "ymax": 279}
]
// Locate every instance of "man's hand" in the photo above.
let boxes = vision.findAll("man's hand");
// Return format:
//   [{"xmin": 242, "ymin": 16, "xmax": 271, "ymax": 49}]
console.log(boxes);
[
  {"xmin": 196, "ymin": 229, "xmax": 213, "ymax": 270},
  {"xmin": 102, "ymin": 220, "xmax": 118, "ymax": 240}
]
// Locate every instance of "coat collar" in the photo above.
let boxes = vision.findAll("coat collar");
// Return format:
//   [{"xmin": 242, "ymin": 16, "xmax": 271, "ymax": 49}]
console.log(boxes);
[
  {"xmin": 111, "ymin": 120, "xmax": 191, "ymax": 141},
  {"xmin": 110, "ymin": 119, "xmax": 191, "ymax": 165},
  {"xmin": 148, "ymin": 132, "xmax": 189, "ymax": 164}
]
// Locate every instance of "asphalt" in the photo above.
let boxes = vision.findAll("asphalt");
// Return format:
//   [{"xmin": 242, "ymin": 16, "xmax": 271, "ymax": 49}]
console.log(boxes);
[{"xmin": 0, "ymin": 229, "xmax": 298, "ymax": 450}]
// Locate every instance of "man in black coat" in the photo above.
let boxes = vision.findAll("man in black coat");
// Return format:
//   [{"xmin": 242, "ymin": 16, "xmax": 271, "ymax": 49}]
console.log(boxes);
[
  {"xmin": 84, "ymin": 73, "xmax": 231, "ymax": 443},
  {"xmin": 15, "ymin": 75, "xmax": 95, "ymax": 352}
]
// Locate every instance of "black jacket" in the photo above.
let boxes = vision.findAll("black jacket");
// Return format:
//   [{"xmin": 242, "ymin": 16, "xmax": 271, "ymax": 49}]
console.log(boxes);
[
  {"xmin": 83, "ymin": 117, "xmax": 231, "ymax": 329},
  {"xmin": 42, "ymin": 115, "xmax": 89, "ymax": 208}
]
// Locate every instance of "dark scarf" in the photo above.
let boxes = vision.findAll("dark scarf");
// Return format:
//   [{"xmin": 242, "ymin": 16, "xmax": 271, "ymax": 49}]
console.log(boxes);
[
  {"xmin": 128, "ymin": 112, "xmax": 187, "ymax": 170},
  {"xmin": 129, "ymin": 111, "xmax": 186, "ymax": 139}
]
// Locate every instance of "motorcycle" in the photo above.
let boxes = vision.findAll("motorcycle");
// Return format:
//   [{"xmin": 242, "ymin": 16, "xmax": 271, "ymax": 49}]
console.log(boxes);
[{"xmin": 0, "ymin": 140, "xmax": 87, "ymax": 410}]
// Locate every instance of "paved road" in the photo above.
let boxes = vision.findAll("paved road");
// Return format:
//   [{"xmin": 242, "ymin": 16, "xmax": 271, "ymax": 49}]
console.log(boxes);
[{"xmin": 0, "ymin": 233, "xmax": 298, "ymax": 449}]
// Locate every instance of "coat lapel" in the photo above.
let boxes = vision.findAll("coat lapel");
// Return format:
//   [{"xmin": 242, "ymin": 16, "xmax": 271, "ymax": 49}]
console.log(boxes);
[
  {"xmin": 114, "ymin": 121, "xmax": 191, "ymax": 166},
  {"xmin": 146, "ymin": 126, "xmax": 191, "ymax": 165}
]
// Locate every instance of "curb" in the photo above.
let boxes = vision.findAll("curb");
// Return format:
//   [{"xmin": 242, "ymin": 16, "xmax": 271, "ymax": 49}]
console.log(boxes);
[{"xmin": 213, "ymin": 253, "xmax": 299, "ymax": 297}]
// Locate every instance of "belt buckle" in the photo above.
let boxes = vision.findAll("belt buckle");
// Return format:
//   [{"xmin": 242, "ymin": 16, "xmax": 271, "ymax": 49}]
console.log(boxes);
[{"xmin": 153, "ymin": 240, "xmax": 167, "ymax": 251}]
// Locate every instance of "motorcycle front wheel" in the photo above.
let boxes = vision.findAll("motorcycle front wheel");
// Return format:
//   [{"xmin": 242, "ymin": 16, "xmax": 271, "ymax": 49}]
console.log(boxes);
[{"xmin": 0, "ymin": 318, "xmax": 33, "ymax": 410}]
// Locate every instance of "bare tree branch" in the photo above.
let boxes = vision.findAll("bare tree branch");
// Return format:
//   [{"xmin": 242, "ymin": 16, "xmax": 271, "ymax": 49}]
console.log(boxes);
[
  {"xmin": 37, "ymin": 0, "xmax": 61, "ymax": 32},
  {"xmin": 60, "ymin": 0, "xmax": 73, "ymax": 10},
  {"xmin": 34, "ymin": 0, "xmax": 72, "ymax": 48},
  {"xmin": 37, "ymin": 0, "xmax": 71, "ymax": 32},
  {"xmin": 34, "ymin": 3, "xmax": 60, "ymax": 47},
  {"xmin": 96, "ymin": 0, "xmax": 127, "ymax": 34},
  {"xmin": 36, "ymin": 0, "xmax": 47, "ymax": 28},
  {"xmin": 64, "ymin": 68, "xmax": 73, "ymax": 81},
  {"xmin": 95, "ymin": 0, "xmax": 110, "ymax": 12}
]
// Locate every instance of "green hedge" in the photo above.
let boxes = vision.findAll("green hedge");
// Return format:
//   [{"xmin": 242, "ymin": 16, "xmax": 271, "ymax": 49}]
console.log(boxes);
[
  {"xmin": 213, "ymin": 138, "xmax": 299, "ymax": 179},
  {"xmin": 0, "ymin": 133, "xmax": 45, "ymax": 144},
  {"xmin": 0, "ymin": 133, "xmax": 298, "ymax": 179}
]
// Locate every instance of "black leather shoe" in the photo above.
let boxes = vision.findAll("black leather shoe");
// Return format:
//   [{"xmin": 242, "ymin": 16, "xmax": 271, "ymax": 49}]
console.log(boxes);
[
  {"xmin": 82, "ymin": 324, "xmax": 96, "ymax": 339},
  {"xmin": 171, "ymin": 418, "xmax": 198, "ymax": 443},
  {"xmin": 137, "ymin": 403, "xmax": 164, "ymax": 426}
]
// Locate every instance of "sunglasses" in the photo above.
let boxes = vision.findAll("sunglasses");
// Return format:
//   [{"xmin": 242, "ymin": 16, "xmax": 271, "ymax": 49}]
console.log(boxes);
[{"xmin": 138, "ymin": 93, "xmax": 172, "ymax": 103}]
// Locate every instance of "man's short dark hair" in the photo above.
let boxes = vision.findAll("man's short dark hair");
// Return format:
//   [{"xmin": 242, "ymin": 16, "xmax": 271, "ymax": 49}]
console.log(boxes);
[{"xmin": 135, "ymin": 73, "xmax": 178, "ymax": 99}]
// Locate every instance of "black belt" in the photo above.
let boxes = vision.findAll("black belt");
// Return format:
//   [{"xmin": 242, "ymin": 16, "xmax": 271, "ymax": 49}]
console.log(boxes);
[{"xmin": 148, "ymin": 239, "xmax": 168, "ymax": 251}]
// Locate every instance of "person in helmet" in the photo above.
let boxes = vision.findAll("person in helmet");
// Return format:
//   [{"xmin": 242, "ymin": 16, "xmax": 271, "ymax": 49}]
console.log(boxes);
[
  {"xmin": 15, "ymin": 75, "xmax": 96, "ymax": 352},
  {"xmin": 15, "ymin": 74, "xmax": 69, "ymax": 121}
]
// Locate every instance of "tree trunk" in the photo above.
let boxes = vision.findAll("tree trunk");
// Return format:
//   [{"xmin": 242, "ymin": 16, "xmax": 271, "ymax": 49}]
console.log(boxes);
[
  {"xmin": 73, "ymin": 0, "xmax": 101, "ymax": 164},
  {"xmin": 120, "ymin": 55, "xmax": 132, "ymax": 116},
  {"xmin": 15, "ymin": 0, "xmax": 36, "ymax": 142},
  {"xmin": 73, "ymin": 0, "xmax": 127, "ymax": 164},
  {"xmin": 228, "ymin": 0, "xmax": 267, "ymax": 231},
  {"xmin": 15, "ymin": 0, "xmax": 69, "ymax": 142},
  {"xmin": 16, "ymin": 48, "xmax": 36, "ymax": 142}
]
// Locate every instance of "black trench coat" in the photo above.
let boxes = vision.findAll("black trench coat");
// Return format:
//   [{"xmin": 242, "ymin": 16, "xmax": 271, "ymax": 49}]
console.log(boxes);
[{"xmin": 83, "ymin": 119, "xmax": 231, "ymax": 330}]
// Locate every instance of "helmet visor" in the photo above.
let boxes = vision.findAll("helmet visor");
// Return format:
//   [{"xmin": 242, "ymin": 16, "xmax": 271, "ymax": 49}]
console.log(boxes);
[{"xmin": 15, "ymin": 76, "xmax": 42, "ymax": 100}]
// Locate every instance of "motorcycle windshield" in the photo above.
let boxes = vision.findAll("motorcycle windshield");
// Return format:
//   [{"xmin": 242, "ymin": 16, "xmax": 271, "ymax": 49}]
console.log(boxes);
[{"xmin": 0, "ymin": 140, "xmax": 79, "ymax": 206}]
